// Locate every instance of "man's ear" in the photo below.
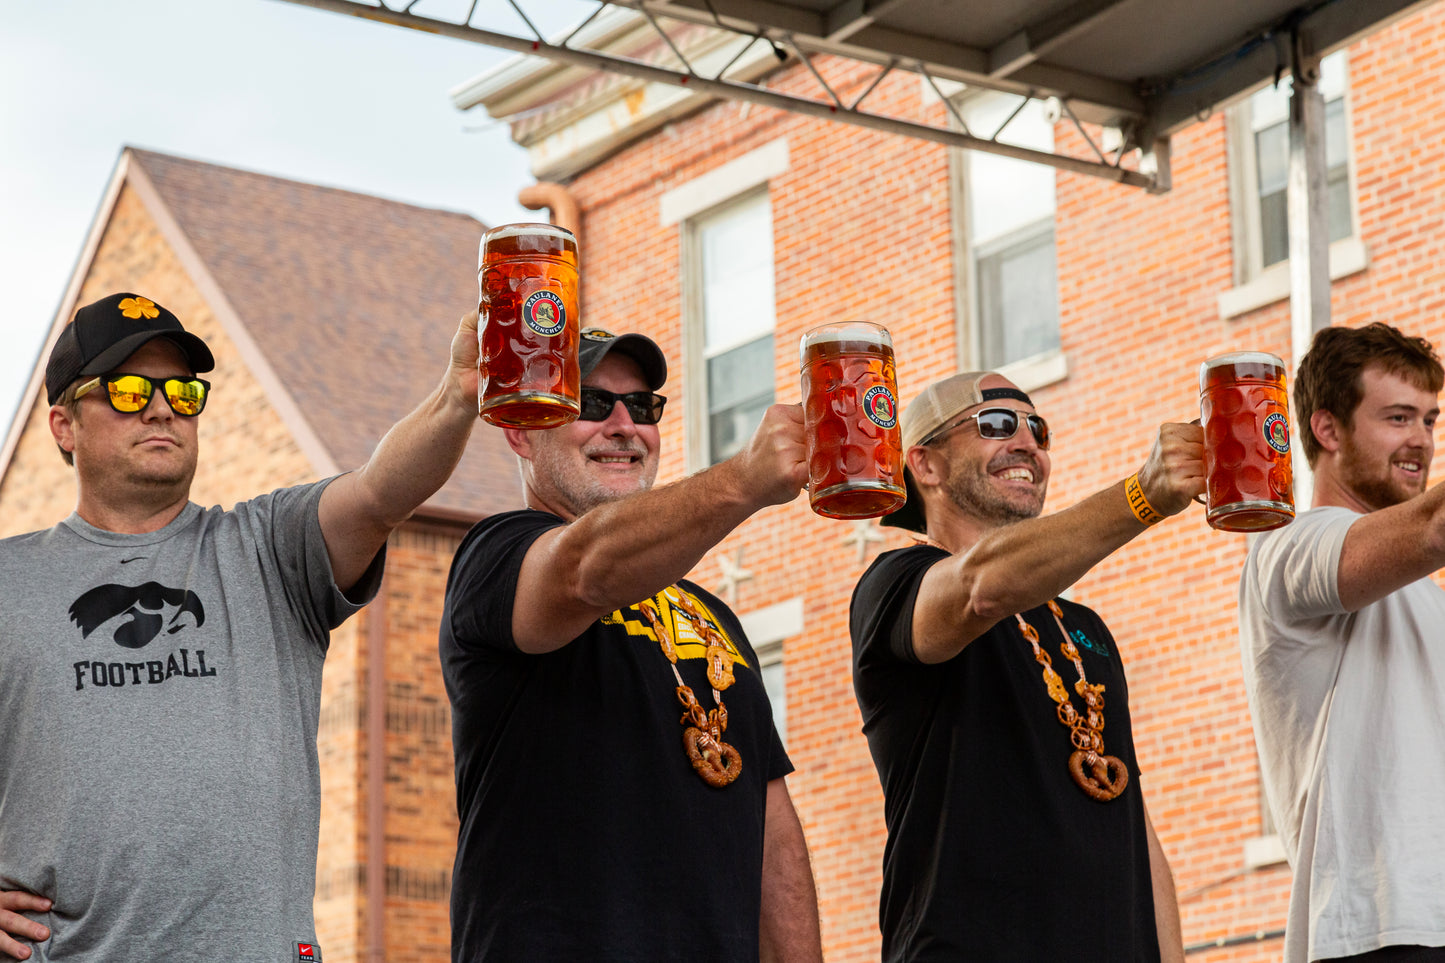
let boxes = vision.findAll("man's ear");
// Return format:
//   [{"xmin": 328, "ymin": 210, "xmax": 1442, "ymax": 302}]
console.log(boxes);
[
  {"xmin": 1310, "ymin": 409, "xmax": 1342, "ymax": 454},
  {"xmin": 501, "ymin": 426, "xmax": 534, "ymax": 458},
  {"xmin": 906, "ymin": 445, "xmax": 944, "ymax": 487},
  {"xmin": 49, "ymin": 404, "xmax": 77, "ymax": 456}
]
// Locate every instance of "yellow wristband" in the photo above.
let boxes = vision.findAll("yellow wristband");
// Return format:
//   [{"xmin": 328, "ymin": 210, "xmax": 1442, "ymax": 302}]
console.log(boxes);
[{"xmin": 1125, "ymin": 474, "xmax": 1164, "ymax": 527}]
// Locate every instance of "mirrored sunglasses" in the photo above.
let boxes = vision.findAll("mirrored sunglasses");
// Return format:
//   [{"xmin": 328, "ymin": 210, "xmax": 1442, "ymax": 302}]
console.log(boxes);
[
  {"xmin": 578, "ymin": 387, "xmax": 666, "ymax": 425},
  {"xmin": 73, "ymin": 373, "xmax": 211, "ymax": 417},
  {"xmin": 925, "ymin": 406, "xmax": 1050, "ymax": 450}
]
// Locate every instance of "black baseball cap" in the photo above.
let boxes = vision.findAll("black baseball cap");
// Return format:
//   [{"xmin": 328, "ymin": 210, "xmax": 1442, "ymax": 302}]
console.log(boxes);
[
  {"xmin": 46, "ymin": 293, "xmax": 215, "ymax": 405},
  {"xmin": 577, "ymin": 327, "xmax": 667, "ymax": 391}
]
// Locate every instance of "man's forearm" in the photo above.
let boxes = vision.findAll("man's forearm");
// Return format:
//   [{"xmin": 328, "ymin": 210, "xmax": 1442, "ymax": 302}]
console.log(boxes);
[{"xmin": 759, "ymin": 779, "xmax": 823, "ymax": 963}]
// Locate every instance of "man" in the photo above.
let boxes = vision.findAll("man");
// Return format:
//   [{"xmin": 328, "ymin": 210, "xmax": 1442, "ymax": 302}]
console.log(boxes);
[
  {"xmin": 0, "ymin": 292, "xmax": 484, "ymax": 961},
  {"xmin": 1239, "ymin": 323, "xmax": 1445, "ymax": 962},
  {"xmin": 439, "ymin": 327, "xmax": 822, "ymax": 962},
  {"xmin": 849, "ymin": 370, "xmax": 1200, "ymax": 961}
]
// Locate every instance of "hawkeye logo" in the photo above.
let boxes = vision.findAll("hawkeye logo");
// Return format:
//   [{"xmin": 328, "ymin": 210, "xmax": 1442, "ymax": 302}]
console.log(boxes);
[{"xmin": 67, "ymin": 581, "xmax": 219, "ymax": 691}]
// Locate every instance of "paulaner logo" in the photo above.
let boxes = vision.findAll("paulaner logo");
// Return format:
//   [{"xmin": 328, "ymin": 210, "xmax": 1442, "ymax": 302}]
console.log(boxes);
[{"xmin": 70, "ymin": 581, "xmax": 205, "ymax": 649}]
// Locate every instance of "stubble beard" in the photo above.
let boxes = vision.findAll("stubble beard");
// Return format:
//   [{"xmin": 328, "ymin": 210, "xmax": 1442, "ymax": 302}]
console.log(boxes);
[
  {"xmin": 1337, "ymin": 438, "xmax": 1427, "ymax": 511},
  {"xmin": 943, "ymin": 453, "xmax": 1045, "ymax": 526}
]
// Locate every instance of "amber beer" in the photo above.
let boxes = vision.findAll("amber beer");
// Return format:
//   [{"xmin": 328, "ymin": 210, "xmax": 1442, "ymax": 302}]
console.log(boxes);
[
  {"xmin": 477, "ymin": 223, "xmax": 580, "ymax": 428},
  {"xmin": 1199, "ymin": 351, "xmax": 1295, "ymax": 532},
  {"xmin": 800, "ymin": 322, "xmax": 906, "ymax": 519}
]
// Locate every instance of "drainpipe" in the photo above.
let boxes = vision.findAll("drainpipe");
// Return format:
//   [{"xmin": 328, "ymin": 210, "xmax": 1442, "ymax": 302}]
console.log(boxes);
[
  {"xmin": 366, "ymin": 583, "xmax": 388, "ymax": 961},
  {"xmin": 517, "ymin": 182, "xmax": 580, "ymax": 240}
]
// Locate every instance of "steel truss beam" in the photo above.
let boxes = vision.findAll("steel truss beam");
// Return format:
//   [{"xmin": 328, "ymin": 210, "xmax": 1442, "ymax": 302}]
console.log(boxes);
[{"xmin": 275, "ymin": 0, "xmax": 1170, "ymax": 192}]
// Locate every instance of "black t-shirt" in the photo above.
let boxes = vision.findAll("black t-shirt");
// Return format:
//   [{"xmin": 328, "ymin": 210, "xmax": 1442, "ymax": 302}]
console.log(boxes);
[
  {"xmin": 440, "ymin": 509, "xmax": 793, "ymax": 962},
  {"xmin": 850, "ymin": 545, "xmax": 1160, "ymax": 962}
]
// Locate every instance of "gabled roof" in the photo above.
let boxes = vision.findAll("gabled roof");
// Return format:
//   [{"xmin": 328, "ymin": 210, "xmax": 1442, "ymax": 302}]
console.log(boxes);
[{"xmin": 4, "ymin": 148, "xmax": 520, "ymax": 522}]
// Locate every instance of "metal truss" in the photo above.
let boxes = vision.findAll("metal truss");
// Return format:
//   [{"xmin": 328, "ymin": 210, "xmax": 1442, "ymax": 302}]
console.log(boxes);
[{"xmin": 277, "ymin": 0, "xmax": 1170, "ymax": 192}]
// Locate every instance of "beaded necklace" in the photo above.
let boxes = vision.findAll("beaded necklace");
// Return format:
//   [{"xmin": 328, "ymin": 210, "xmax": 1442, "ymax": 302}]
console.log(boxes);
[
  {"xmin": 1014, "ymin": 600, "xmax": 1128, "ymax": 802},
  {"xmin": 636, "ymin": 587, "xmax": 742, "ymax": 788}
]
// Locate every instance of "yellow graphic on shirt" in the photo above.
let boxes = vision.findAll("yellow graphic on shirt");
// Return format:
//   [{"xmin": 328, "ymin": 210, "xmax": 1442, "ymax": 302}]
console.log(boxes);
[{"xmin": 602, "ymin": 586, "xmax": 751, "ymax": 670}]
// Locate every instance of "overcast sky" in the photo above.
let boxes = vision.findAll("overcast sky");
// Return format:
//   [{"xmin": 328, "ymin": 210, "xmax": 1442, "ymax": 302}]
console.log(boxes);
[{"xmin": 0, "ymin": 0, "xmax": 593, "ymax": 442}]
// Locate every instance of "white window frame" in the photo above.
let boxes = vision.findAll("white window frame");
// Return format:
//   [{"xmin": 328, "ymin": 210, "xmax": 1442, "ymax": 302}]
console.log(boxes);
[
  {"xmin": 944, "ymin": 88, "xmax": 1068, "ymax": 392},
  {"xmin": 665, "ymin": 140, "xmax": 788, "ymax": 470},
  {"xmin": 1219, "ymin": 52, "xmax": 1368, "ymax": 320},
  {"xmin": 737, "ymin": 597, "xmax": 804, "ymax": 745}
]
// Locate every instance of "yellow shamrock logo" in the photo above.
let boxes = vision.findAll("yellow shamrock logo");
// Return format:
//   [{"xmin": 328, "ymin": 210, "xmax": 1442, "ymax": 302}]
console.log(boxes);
[{"xmin": 118, "ymin": 296, "xmax": 159, "ymax": 320}]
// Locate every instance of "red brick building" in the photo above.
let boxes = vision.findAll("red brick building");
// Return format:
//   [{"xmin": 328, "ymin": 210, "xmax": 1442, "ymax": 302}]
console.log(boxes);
[
  {"xmin": 0, "ymin": 148, "xmax": 520, "ymax": 962},
  {"xmin": 450, "ymin": 4, "xmax": 1445, "ymax": 959}
]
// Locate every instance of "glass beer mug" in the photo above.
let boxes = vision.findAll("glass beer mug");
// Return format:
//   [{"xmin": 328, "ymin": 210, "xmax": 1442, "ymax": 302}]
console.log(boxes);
[
  {"xmin": 1199, "ymin": 351, "xmax": 1295, "ymax": 532},
  {"xmin": 799, "ymin": 321, "xmax": 906, "ymax": 519},
  {"xmin": 477, "ymin": 223, "xmax": 581, "ymax": 429}
]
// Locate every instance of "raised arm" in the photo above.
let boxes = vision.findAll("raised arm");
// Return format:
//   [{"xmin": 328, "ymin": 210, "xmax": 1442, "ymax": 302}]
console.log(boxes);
[
  {"xmin": 1334, "ymin": 481, "xmax": 1445, "ymax": 610},
  {"xmin": 911, "ymin": 422, "xmax": 1204, "ymax": 664},
  {"xmin": 759, "ymin": 778, "xmax": 823, "ymax": 963},
  {"xmin": 318, "ymin": 309, "xmax": 481, "ymax": 592},
  {"xmin": 511, "ymin": 403, "xmax": 808, "ymax": 653}
]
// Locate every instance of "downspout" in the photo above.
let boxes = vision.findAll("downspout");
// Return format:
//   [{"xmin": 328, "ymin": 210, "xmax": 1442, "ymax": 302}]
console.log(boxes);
[{"xmin": 366, "ymin": 581, "xmax": 388, "ymax": 961}]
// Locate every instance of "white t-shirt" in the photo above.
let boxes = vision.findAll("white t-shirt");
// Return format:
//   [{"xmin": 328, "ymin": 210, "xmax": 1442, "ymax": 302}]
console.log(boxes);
[{"xmin": 1239, "ymin": 506, "xmax": 1445, "ymax": 961}]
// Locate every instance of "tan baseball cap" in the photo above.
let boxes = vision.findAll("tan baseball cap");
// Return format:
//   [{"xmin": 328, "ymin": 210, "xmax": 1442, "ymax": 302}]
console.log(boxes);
[{"xmin": 881, "ymin": 371, "xmax": 1034, "ymax": 533}]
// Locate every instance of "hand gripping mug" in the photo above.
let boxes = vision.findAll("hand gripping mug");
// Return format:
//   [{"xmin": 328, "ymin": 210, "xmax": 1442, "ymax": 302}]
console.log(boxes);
[
  {"xmin": 799, "ymin": 321, "xmax": 906, "ymax": 519},
  {"xmin": 1199, "ymin": 351, "xmax": 1295, "ymax": 532},
  {"xmin": 477, "ymin": 223, "xmax": 580, "ymax": 429}
]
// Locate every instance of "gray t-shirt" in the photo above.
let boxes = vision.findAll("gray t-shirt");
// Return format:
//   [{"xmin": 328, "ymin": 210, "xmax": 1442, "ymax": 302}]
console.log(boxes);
[
  {"xmin": 1239, "ymin": 506, "xmax": 1445, "ymax": 961},
  {"xmin": 0, "ymin": 479, "xmax": 380, "ymax": 961}
]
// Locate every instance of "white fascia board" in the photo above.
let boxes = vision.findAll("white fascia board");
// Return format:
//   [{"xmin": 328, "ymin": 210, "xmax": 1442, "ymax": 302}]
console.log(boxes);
[
  {"xmin": 449, "ymin": 6, "xmax": 643, "ymax": 114},
  {"xmin": 523, "ymin": 35, "xmax": 780, "ymax": 181}
]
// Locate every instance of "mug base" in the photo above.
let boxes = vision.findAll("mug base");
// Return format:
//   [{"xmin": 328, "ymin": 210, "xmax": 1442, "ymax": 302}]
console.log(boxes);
[{"xmin": 1207, "ymin": 500, "xmax": 1294, "ymax": 532}]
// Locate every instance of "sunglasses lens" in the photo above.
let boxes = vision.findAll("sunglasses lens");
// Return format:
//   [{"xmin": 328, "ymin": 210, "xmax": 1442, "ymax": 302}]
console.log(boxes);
[
  {"xmin": 622, "ymin": 395, "xmax": 663, "ymax": 425},
  {"xmin": 579, "ymin": 390, "xmax": 613, "ymax": 421},
  {"xmin": 165, "ymin": 379, "xmax": 207, "ymax": 416},
  {"xmin": 1027, "ymin": 415, "xmax": 1050, "ymax": 450},
  {"xmin": 975, "ymin": 410, "xmax": 1019, "ymax": 440},
  {"xmin": 107, "ymin": 375, "xmax": 153, "ymax": 413}
]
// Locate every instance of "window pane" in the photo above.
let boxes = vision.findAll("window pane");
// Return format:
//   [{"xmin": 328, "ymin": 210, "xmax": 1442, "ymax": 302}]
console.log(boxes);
[
  {"xmin": 1254, "ymin": 80, "xmax": 1352, "ymax": 269},
  {"xmin": 760, "ymin": 656, "xmax": 786, "ymax": 743},
  {"xmin": 978, "ymin": 227, "xmax": 1059, "ymax": 367},
  {"xmin": 699, "ymin": 192, "xmax": 775, "ymax": 352},
  {"xmin": 964, "ymin": 96, "xmax": 1056, "ymax": 245},
  {"xmin": 707, "ymin": 335, "xmax": 774, "ymax": 463}
]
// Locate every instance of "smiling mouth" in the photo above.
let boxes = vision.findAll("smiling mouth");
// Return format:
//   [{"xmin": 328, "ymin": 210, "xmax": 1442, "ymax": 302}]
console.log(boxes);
[
  {"xmin": 996, "ymin": 466, "xmax": 1036, "ymax": 483},
  {"xmin": 590, "ymin": 453, "xmax": 642, "ymax": 465}
]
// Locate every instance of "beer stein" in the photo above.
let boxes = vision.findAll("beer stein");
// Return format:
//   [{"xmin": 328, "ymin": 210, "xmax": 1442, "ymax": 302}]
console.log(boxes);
[
  {"xmin": 478, "ymin": 223, "xmax": 580, "ymax": 428},
  {"xmin": 799, "ymin": 321, "xmax": 906, "ymax": 519},
  {"xmin": 1199, "ymin": 351, "xmax": 1295, "ymax": 532}
]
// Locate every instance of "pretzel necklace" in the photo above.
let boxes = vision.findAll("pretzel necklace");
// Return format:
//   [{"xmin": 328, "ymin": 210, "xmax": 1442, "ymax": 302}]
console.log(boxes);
[
  {"xmin": 636, "ymin": 588, "xmax": 741, "ymax": 788},
  {"xmin": 1014, "ymin": 601, "xmax": 1128, "ymax": 802}
]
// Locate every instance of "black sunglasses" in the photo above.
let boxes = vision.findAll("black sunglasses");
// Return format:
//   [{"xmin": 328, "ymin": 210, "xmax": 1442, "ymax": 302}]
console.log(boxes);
[
  {"xmin": 578, "ymin": 387, "xmax": 667, "ymax": 425},
  {"xmin": 72, "ymin": 373, "xmax": 211, "ymax": 417},
  {"xmin": 923, "ymin": 407, "xmax": 1050, "ymax": 450}
]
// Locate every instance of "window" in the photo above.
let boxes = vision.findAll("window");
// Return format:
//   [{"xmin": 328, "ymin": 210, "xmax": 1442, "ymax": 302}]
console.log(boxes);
[
  {"xmin": 958, "ymin": 92, "xmax": 1061, "ymax": 370},
  {"xmin": 755, "ymin": 639, "xmax": 786, "ymax": 743},
  {"xmin": 1232, "ymin": 51, "xmax": 1354, "ymax": 281},
  {"xmin": 689, "ymin": 190, "xmax": 777, "ymax": 465}
]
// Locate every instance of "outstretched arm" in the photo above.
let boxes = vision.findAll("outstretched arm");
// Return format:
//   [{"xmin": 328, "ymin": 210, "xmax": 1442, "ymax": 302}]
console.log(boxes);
[
  {"xmin": 1334, "ymin": 481, "xmax": 1445, "ymax": 610},
  {"xmin": 0, "ymin": 890, "xmax": 51, "ymax": 961},
  {"xmin": 759, "ymin": 778, "xmax": 823, "ymax": 963},
  {"xmin": 318, "ymin": 309, "xmax": 481, "ymax": 592},
  {"xmin": 911, "ymin": 422, "xmax": 1205, "ymax": 663},
  {"xmin": 510, "ymin": 403, "xmax": 808, "ymax": 653}
]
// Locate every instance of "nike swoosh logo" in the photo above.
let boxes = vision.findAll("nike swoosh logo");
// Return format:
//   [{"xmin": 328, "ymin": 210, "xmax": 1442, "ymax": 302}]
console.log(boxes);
[{"xmin": 119, "ymin": 557, "xmax": 145, "ymax": 564}]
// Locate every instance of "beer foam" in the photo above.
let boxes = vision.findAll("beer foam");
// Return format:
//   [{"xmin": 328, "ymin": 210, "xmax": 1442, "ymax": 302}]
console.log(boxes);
[
  {"xmin": 1201, "ymin": 350, "xmax": 1283, "ymax": 370},
  {"xmin": 483, "ymin": 223, "xmax": 574, "ymax": 243},
  {"xmin": 801, "ymin": 323, "xmax": 892, "ymax": 349}
]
